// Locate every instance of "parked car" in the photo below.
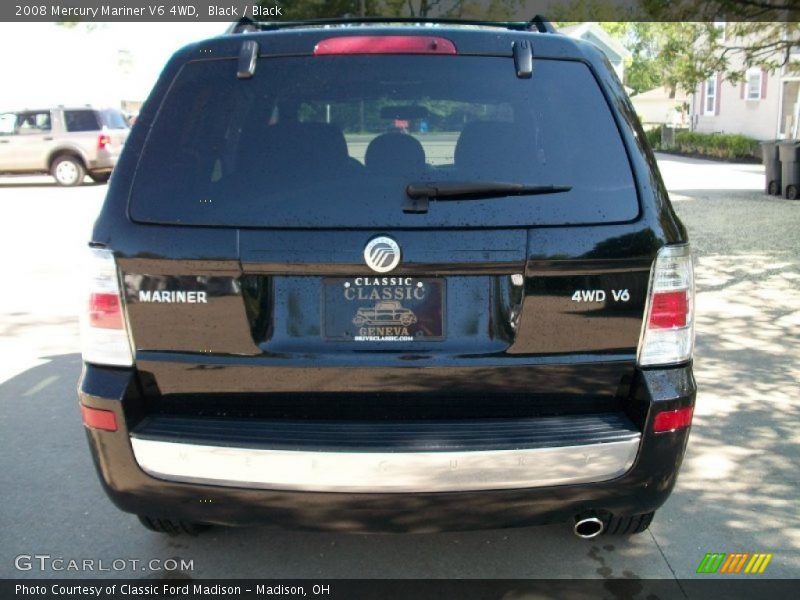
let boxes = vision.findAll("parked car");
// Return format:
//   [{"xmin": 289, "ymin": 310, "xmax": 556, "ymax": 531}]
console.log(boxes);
[
  {"xmin": 78, "ymin": 16, "xmax": 695, "ymax": 538},
  {"xmin": 0, "ymin": 106, "xmax": 129, "ymax": 186}
]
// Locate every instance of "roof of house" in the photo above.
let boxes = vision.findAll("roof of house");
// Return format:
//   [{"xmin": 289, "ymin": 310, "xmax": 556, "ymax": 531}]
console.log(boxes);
[
  {"xmin": 559, "ymin": 22, "xmax": 631, "ymax": 62},
  {"xmin": 631, "ymin": 86, "xmax": 689, "ymax": 102}
]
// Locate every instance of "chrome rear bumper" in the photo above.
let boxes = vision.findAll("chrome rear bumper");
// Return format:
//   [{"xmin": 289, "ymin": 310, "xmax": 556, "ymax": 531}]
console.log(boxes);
[{"xmin": 131, "ymin": 436, "xmax": 640, "ymax": 493}]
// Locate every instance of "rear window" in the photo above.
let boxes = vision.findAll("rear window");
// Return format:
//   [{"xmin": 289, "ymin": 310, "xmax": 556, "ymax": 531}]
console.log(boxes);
[
  {"xmin": 64, "ymin": 110, "xmax": 100, "ymax": 132},
  {"xmin": 100, "ymin": 109, "xmax": 129, "ymax": 129},
  {"xmin": 131, "ymin": 54, "xmax": 638, "ymax": 228}
]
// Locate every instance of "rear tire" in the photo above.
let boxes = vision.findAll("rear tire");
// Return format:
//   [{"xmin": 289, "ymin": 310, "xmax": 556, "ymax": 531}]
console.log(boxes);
[
  {"xmin": 787, "ymin": 185, "xmax": 799, "ymax": 200},
  {"xmin": 88, "ymin": 171, "xmax": 111, "ymax": 184},
  {"xmin": 51, "ymin": 155, "xmax": 85, "ymax": 187},
  {"xmin": 137, "ymin": 515, "xmax": 210, "ymax": 536},
  {"xmin": 602, "ymin": 511, "xmax": 654, "ymax": 535}
]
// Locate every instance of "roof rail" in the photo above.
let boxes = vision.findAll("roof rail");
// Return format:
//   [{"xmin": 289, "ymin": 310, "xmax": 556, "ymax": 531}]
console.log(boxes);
[{"xmin": 227, "ymin": 15, "xmax": 557, "ymax": 35}]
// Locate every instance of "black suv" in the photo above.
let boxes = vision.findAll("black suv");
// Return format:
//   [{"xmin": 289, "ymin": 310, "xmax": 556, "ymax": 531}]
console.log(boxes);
[{"xmin": 78, "ymin": 18, "xmax": 695, "ymax": 538}]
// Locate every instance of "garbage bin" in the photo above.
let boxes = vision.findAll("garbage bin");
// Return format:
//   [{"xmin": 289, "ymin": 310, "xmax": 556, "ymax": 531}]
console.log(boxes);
[
  {"xmin": 778, "ymin": 141, "xmax": 800, "ymax": 199},
  {"xmin": 760, "ymin": 140, "xmax": 781, "ymax": 195}
]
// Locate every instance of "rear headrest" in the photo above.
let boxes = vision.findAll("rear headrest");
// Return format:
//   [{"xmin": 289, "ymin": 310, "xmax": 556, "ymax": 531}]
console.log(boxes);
[
  {"xmin": 236, "ymin": 121, "xmax": 351, "ymax": 181},
  {"xmin": 454, "ymin": 121, "xmax": 535, "ymax": 180},
  {"xmin": 365, "ymin": 132, "xmax": 426, "ymax": 175},
  {"xmin": 298, "ymin": 122, "xmax": 350, "ymax": 165}
]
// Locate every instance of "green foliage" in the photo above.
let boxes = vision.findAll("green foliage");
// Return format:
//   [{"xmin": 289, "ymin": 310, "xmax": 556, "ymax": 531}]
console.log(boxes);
[
  {"xmin": 639, "ymin": 2, "xmax": 800, "ymax": 91},
  {"xmin": 644, "ymin": 125, "xmax": 664, "ymax": 150},
  {"xmin": 646, "ymin": 127, "xmax": 760, "ymax": 160},
  {"xmin": 673, "ymin": 131, "xmax": 759, "ymax": 160},
  {"xmin": 552, "ymin": 20, "xmax": 682, "ymax": 95},
  {"xmin": 618, "ymin": 22, "xmax": 665, "ymax": 95},
  {"xmin": 555, "ymin": 1, "xmax": 800, "ymax": 94}
]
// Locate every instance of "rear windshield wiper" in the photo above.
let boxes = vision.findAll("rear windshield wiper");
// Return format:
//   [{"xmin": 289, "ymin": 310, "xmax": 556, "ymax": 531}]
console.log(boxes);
[{"xmin": 404, "ymin": 181, "xmax": 572, "ymax": 213}]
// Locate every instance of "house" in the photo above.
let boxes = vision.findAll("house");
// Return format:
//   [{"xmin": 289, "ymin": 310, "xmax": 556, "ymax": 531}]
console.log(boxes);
[
  {"xmin": 690, "ymin": 28, "xmax": 799, "ymax": 140},
  {"xmin": 559, "ymin": 22, "xmax": 631, "ymax": 82},
  {"xmin": 631, "ymin": 86, "xmax": 690, "ymax": 128}
]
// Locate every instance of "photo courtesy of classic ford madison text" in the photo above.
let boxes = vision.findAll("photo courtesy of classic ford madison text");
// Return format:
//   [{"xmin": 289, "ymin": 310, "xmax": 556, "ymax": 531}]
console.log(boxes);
[{"xmin": 73, "ymin": 14, "xmax": 699, "ymax": 540}]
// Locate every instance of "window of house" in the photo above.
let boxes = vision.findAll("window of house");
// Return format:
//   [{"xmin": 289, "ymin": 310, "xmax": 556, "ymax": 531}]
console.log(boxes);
[
  {"xmin": 746, "ymin": 68, "xmax": 763, "ymax": 100},
  {"xmin": 704, "ymin": 74, "xmax": 717, "ymax": 115},
  {"xmin": 713, "ymin": 21, "xmax": 726, "ymax": 42}
]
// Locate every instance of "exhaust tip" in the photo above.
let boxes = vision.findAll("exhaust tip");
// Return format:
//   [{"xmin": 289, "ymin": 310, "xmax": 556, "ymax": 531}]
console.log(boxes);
[{"xmin": 574, "ymin": 516, "xmax": 604, "ymax": 539}]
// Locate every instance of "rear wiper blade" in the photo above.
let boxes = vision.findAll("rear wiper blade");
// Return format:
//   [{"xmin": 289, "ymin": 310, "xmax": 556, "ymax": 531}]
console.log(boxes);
[{"xmin": 404, "ymin": 181, "xmax": 572, "ymax": 213}]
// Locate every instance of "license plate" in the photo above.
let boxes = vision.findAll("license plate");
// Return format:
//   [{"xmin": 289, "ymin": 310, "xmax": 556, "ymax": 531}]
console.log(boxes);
[{"xmin": 322, "ymin": 277, "xmax": 445, "ymax": 341}]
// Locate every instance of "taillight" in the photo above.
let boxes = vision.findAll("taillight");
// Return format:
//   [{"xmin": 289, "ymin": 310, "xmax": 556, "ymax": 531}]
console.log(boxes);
[
  {"xmin": 97, "ymin": 134, "xmax": 111, "ymax": 150},
  {"xmin": 88, "ymin": 293, "xmax": 124, "ymax": 329},
  {"xmin": 80, "ymin": 405, "xmax": 118, "ymax": 432},
  {"xmin": 314, "ymin": 36, "xmax": 457, "ymax": 56},
  {"xmin": 653, "ymin": 407, "xmax": 693, "ymax": 433},
  {"xmin": 80, "ymin": 248, "xmax": 133, "ymax": 366},
  {"xmin": 638, "ymin": 244, "xmax": 694, "ymax": 366},
  {"xmin": 648, "ymin": 291, "xmax": 688, "ymax": 329}
]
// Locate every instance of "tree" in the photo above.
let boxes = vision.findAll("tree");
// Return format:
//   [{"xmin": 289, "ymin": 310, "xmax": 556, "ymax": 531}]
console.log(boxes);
[
  {"xmin": 270, "ymin": 1, "xmax": 376, "ymax": 19},
  {"xmin": 639, "ymin": 1, "xmax": 800, "ymax": 92},
  {"xmin": 266, "ymin": 0, "xmax": 524, "ymax": 19},
  {"xmin": 551, "ymin": 20, "xmax": 669, "ymax": 94},
  {"xmin": 623, "ymin": 22, "xmax": 664, "ymax": 93},
  {"xmin": 549, "ymin": 0, "xmax": 800, "ymax": 94},
  {"xmin": 258, "ymin": 0, "xmax": 799, "ymax": 96}
]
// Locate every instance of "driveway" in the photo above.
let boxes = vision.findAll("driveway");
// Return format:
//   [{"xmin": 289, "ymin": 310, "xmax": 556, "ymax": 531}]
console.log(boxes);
[{"xmin": 0, "ymin": 156, "xmax": 797, "ymax": 582}]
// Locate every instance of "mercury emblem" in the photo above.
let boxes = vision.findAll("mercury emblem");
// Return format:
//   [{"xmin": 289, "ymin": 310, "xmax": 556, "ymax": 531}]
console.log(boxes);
[{"xmin": 363, "ymin": 236, "xmax": 401, "ymax": 273}]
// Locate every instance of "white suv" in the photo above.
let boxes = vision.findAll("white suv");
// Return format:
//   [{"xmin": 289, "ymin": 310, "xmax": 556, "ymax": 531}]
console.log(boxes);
[{"xmin": 0, "ymin": 106, "xmax": 129, "ymax": 186}]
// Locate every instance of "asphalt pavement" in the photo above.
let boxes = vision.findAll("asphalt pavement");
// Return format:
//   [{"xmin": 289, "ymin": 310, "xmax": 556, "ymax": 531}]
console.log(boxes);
[{"xmin": 0, "ymin": 156, "xmax": 798, "ymax": 582}]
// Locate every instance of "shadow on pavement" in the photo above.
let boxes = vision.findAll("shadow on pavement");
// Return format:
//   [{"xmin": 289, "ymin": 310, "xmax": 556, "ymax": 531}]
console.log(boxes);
[{"xmin": 658, "ymin": 190, "xmax": 800, "ymax": 578}]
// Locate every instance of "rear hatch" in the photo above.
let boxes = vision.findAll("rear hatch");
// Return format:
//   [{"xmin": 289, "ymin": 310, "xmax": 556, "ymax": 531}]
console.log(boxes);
[{"xmin": 118, "ymin": 36, "xmax": 654, "ymax": 419}]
